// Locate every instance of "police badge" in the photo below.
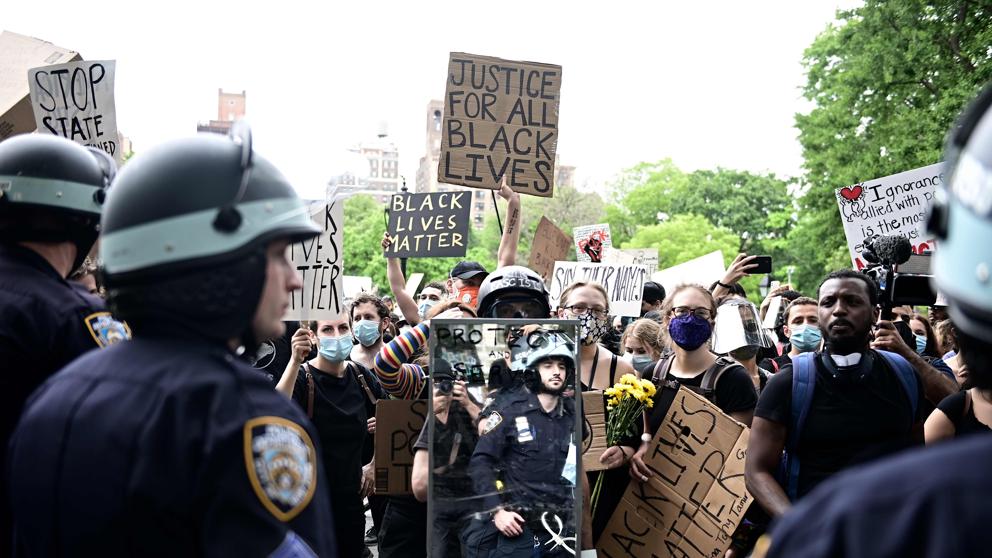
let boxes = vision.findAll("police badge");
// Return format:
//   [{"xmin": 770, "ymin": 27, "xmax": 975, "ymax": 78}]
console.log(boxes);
[
  {"xmin": 243, "ymin": 417, "xmax": 317, "ymax": 522},
  {"xmin": 83, "ymin": 312, "xmax": 131, "ymax": 348}
]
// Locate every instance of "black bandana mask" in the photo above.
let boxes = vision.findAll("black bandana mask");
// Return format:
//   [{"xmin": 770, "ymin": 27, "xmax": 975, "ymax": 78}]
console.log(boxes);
[{"xmin": 578, "ymin": 313, "xmax": 610, "ymax": 346}]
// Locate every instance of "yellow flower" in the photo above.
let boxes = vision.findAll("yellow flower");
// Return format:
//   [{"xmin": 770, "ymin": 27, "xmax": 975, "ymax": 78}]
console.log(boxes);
[
  {"xmin": 639, "ymin": 379, "xmax": 657, "ymax": 398},
  {"xmin": 630, "ymin": 388, "xmax": 646, "ymax": 402},
  {"xmin": 620, "ymin": 373, "xmax": 638, "ymax": 386},
  {"xmin": 604, "ymin": 387, "xmax": 617, "ymax": 398}
]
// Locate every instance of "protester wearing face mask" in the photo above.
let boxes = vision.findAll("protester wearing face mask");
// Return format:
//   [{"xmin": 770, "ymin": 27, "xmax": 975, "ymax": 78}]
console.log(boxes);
[
  {"xmin": 713, "ymin": 298, "xmax": 775, "ymax": 393},
  {"xmin": 909, "ymin": 313, "xmax": 955, "ymax": 380},
  {"xmin": 630, "ymin": 285, "xmax": 757, "ymax": 482},
  {"xmin": 777, "ymin": 297, "xmax": 821, "ymax": 368},
  {"xmin": 556, "ymin": 281, "xmax": 636, "ymax": 391},
  {"xmin": 447, "ymin": 261, "xmax": 488, "ymax": 309},
  {"xmin": 276, "ymin": 313, "xmax": 386, "ymax": 558},
  {"xmin": 619, "ymin": 319, "xmax": 665, "ymax": 375}
]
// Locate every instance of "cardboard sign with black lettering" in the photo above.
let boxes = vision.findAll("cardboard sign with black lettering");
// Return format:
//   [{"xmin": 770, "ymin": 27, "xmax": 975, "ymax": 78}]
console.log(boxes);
[
  {"xmin": 374, "ymin": 399, "xmax": 428, "ymax": 495},
  {"xmin": 28, "ymin": 60, "xmax": 120, "ymax": 164},
  {"xmin": 582, "ymin": 391, "xmax": 608, "ymax": 473},
  {"xmin": 285, "ymin": 201, "xmax": 344, "ymax": 321},
  {"xmin": 387, "ymin": 192, "xmax": 470, "ymax": 258},
  {"xmin": 549, "ymin": 261, "xmax": 648, "ymax": 317},
  {"xmin": 834, "ymin": 163, "xmax": 944, "ymax": 270},
  {"xmin": 438, "ymin": 52, "xmax": 561, "ymax": 198},
  {"xmin": 528, "ymin": 216, "xmax": 573, "ymax": 283},
  {"xmin": 597, "ymin": 388, "xmax": 752, "ymax": 558},
  {"xmin": 1, "ymin": 31, "xmax": 80, "ymax": 141}
]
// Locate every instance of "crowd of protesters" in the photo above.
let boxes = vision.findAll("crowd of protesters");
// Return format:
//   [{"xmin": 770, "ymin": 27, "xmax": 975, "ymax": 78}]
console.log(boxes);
[{"xmin": 1, "ymin": 82, "xmax": 992, "ymax": 558}]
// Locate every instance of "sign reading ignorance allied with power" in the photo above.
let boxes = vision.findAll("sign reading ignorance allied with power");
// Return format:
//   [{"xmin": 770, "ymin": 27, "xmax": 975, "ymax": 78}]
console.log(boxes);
[
  {"xmin": 438, "ymin": 53, "xmax": 561, "ymax": 198},
  {"xmin": 386, "ymin": 192, "xmax": 471, "ymax": 258}
]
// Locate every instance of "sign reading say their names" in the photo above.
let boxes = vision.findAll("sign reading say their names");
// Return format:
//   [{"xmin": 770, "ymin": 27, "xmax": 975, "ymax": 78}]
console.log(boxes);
[
  {"xmin": 374, "ymin": 399, "xmax": 428, "ymax": 495},
  {"xmin": 549, "ymin": 261, "xmax": 647, "ymax": 317},
  {"xmin": 834, "ymin": 163, "xmax": 944, "ymax": 270},
  {"xmin": 528, "ymin": 216, "xmax": 573, "ymax": 283},
  {"xmin": 597, "ymin": 388, "xmax": 752, "ymax": 558},
  {"xmin": 438, "ymin": 52, "xmax": 561, "ymax": 198},
  {"xmin": 285, "ymin": 201, "xmax": 344, "ymax": 321},
  {"xmin": 28, "ymin": 60, "xmax": 121, "ymax": 164},
  {"xmin": 386, "ymin": 192, "xmax": 470, "ymax": 258}
]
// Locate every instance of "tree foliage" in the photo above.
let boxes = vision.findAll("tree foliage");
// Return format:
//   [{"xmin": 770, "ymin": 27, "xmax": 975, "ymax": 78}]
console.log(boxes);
[{"xmin": 791, "ymin": 0, "xmax": 992, "ymax": 291}]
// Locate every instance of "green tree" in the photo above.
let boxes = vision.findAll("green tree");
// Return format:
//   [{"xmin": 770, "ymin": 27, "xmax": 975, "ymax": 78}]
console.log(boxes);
[
  {"xmin": 624, "ymin": 214, "xmax": 763, "ymax": 299},
  {"xmin": 341, "ymin": 194, "xmax": 388, "ymax": 289},
  {"xmin": 791, "ymin": 0, "xmax": 992, "ymax": 292}
]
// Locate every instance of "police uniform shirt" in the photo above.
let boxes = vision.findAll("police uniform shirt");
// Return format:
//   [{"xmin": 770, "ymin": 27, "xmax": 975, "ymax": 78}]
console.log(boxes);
[
  {"xmin": 767, "ymin": 435, "xmax": 992, "ymax": 558},
  {"xmin": 7, "ymin": 337, "xmax": 336, "ymax": 557},
  {"xmin": 755, "ymin": 351, "xmax": 927, "ymax": 499},
  {"xmin": 0, "ymin": 244, "xmax": 128, "ymax": 464},
  {"xmin": 469, "ymin": 391, "xmax": 576, "ymax": 513}
]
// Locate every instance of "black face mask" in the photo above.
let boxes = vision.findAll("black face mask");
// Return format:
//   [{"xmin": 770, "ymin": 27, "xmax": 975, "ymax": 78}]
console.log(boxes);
[{"xmin": 730, "ymin": 345, "xmax": 759, "ymax": 361}]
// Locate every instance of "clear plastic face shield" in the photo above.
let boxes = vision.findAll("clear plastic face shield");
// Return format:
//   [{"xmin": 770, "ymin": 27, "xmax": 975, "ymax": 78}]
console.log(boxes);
[
  {"xmin": 428, "ymin": 318, "xmax": 582, "ymax": 556},
  {"xmin": 711, "ymin": 298, "xmax": 774, "ymax": 354}
]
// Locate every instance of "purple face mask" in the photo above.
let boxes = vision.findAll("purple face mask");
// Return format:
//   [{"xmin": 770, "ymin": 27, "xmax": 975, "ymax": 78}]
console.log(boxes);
[{"xmin": 668, "ymin": 314, "xmax": 712, "ymax": 351}]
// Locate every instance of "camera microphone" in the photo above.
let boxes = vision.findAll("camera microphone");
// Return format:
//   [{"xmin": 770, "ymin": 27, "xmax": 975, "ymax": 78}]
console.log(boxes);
[{"xmin": 862, "ymin": 235, "xmax": 913, "ymax": 266}]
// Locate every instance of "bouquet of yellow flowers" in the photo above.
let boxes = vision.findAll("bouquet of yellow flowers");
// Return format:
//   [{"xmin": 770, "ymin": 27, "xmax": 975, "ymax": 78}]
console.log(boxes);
[{"xmin": 591, "ymin": 374, "xmax": 657, "ymax": 513}]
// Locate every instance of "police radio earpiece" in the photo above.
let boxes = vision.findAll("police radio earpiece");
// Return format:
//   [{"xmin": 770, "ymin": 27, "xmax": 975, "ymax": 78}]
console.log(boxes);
[{"xmin": 213, "ymin": 121, "xmax": 253, "ymax": 233}]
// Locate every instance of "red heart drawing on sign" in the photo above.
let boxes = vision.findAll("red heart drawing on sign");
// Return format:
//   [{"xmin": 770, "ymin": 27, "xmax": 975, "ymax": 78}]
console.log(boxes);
[{"xmin": 840, "ymin": 185, "xmax": 863, "ymax": 201}]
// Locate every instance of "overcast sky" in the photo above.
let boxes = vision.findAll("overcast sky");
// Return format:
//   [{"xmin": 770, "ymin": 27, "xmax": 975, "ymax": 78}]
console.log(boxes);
[{"xmin": 7, "ymin": 0, "xmax": 860, "ymax": 199}]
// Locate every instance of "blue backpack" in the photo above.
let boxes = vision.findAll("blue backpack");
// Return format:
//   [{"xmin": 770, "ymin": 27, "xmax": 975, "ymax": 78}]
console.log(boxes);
[{"xmin": 779, "ymin": 350, "xmax": 919, "ymax": 501}]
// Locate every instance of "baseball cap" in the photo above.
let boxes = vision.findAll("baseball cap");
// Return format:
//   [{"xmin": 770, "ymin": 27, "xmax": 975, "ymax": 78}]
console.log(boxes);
[{"xmin": 450, "ymin": 261, "xmax": 488, "ymax": 280}]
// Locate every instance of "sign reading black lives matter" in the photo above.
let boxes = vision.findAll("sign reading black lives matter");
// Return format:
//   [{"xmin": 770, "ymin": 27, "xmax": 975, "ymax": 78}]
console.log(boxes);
[
  {"xmin": 386, "ymin": 192, "xmax": 471, "ymax": 258},
  {"xmin": 285, "ymin": 201, "xmax": 344, "ymax": 321},
  {"xmin": 438, "ymin": 53, "xmax": 561, "ymax": 198},
  {"xmin": 28, "ymin": 60, "xmax": 121, "ymax": 164}
]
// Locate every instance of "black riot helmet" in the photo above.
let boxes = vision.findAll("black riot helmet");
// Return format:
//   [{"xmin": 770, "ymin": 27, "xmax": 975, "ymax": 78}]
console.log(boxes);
[
  {"xmin": 928, "ymin": 83, "xmax": 992, "ymax": 343},
  {"xmin": 476, "ymin": 265, "xmax": 551, "ymax": 319},
  {"xmin": 100, "ymin": 123, "xmax": 319, "ymax": 348},
  {"xmin": 0, "ymin": 134, "xmax": 114, "ymax": 273}
]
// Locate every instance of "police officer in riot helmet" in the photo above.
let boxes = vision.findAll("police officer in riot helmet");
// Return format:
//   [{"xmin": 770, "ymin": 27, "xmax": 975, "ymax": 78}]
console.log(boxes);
[
  {"xmin": 7, "ymin": 125, "xmax": 337, "ymax": 557},
  {"xmin": 469, "ymin": 332, "xmax": 579, "ymax": 557},
  {"xmin": 476, "ymin": 265, "xmax": 552, "ymax": 319},
  {"xmin": 759, "ymin": 84, "xmax": 992, "ymax": 558},
  {"xmin": 0, "ymin": 134, "xmax": 130, "ymax": 548}
]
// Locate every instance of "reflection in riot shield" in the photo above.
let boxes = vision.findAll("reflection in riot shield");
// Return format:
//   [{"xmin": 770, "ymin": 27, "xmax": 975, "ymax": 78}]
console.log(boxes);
[{"xmin": 428, "ymin": 319, "xmax": 582, "ymax": 558}]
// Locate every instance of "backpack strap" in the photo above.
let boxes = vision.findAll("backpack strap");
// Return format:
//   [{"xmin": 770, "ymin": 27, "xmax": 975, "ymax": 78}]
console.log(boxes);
[
  {"xmin": 875, "ymin": 350, "xmax": 919, "ymax": 424},
  {"xmin": 651, "ymin": 354, "xmax": 673, "ymax": 384},
  {"xmin": 698, "ymin": 357, "xmax": 739, "ymax": 400},
  {"xmin": 782, "ymin": 351, "xmax": 817, "ymax": 501},
  {"xmin": 609, "ymin": 352, "xmax": 619, "ymax": 384},
  {"xmin": 348, "ymin": 362, "xmax": 380, "ymax": 407}
]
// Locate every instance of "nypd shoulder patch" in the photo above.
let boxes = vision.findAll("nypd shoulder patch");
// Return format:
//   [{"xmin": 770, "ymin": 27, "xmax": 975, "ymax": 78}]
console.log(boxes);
[
  {"xmin": 482, "ymin": 411, "xmax": 503, "ymax": 435},
  {"xmin": 244, "ymin": 416, "xmax": 317, "ymax": 522},
  {"xmin": 84, "ymin": 312, "xmax": 131, "ymax": 348}
]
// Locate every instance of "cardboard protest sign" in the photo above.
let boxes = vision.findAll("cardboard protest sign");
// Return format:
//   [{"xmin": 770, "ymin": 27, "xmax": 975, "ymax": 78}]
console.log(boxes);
[
  {"xmin": 528, "ymin": 216, "xmax": 573, "ymax": 282},
  {"xmin": 604, "ymin": 247, "xmax": 659, "ymax": 275},
  {"xmin": 374, "ymin": 399, "xmax": 428, "ymax": 495},
  {"xmin": 386, "ymin": 192, "xmax": 470, "ymax": 258},
  {"xmin": 573, "ymin": 223, "xmax": 612, "ymax": 263},
  {"xmin": 0, "ymin": 31, "xmax": 80, "ymax": 141},
  {"xmin": 285, "ymin": 201, "xmax": 344, "ymax": 321},
  {"xmin": 597, "ymin": 388, "xmax": 752, "ymax": 558},
  {"xmin": 582, "ymin": 391, "xmax": 608, "ymax": 473},
  {"xmin": 651, "ymin": 250, "xmax": 726, "ymax": 294},
  {"xmin": 549, "ymin": 261, "xmax": 648, "ymax": 317},
  {"xmin": 835, "ymin": 163, "xmax": 944, "ymax": 269},
  {"xmin": 28, "ymin": 60, "xmax": 120, "ymax": 164},
  {"xmin": 438, "ymin": 52, "xmax": 561, "ymax": 198}
]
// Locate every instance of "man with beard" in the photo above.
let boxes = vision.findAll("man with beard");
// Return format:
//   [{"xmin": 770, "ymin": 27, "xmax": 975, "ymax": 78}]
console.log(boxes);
[
  {"xmin": 468, "ymin": 335, "xmax": 578, "ymax": 557},
  {"xmin": 753, "ymin": 82, "xmax": 992, "ymax": 558},
  {"xmin": 745, "ymin": 269, "xmax": 936, "ymax": 518}
]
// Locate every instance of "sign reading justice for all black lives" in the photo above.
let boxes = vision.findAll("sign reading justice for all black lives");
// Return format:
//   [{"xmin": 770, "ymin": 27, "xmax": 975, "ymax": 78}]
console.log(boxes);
[
  {"xmin": 386, "ymin": 192, "xmax": 471, "ymax": 258},
  {"xmin": 438, "ymin": 53, "xmax": 562, "ymax": 198}
]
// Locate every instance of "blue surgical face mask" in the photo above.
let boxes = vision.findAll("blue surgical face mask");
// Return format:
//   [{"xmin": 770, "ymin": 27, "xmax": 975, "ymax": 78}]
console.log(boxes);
[
  {"xmin": 318, "ymin": 334, "xmax": 353, "ymax": 362},
  {"xmin": 915, "ymin": 334, "xmax": 927, "ymax": 355},
  {"xmin": 789, "ymin": 324, "xmax": 822, "ymax": 352},
  {"xmin": 418, "ymin": 300, "xmax": 438, "ymax": 319},
  {"xmin": 353, "ymin": 319, "xmax": 381, "ymax": 347},
  {"xmin": 631, "ymin": 355, "xmax": 654, "ymax": 373}
]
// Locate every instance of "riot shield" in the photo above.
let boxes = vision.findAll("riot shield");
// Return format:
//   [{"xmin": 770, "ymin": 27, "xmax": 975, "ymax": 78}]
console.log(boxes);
[{"xmin": 427, "ymin": 318, "xmax": 582, "ymax": 558}]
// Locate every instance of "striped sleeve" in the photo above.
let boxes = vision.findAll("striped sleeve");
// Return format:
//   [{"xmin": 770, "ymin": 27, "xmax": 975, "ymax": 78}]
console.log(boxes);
[{"xmin": 373, "ymin": 323, "xmax": 429, "ymax": 399}]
